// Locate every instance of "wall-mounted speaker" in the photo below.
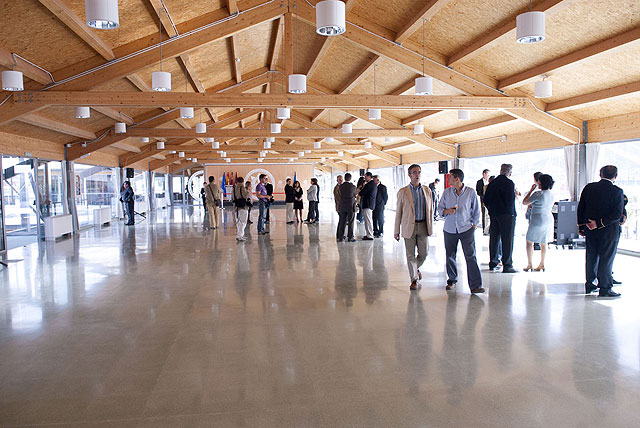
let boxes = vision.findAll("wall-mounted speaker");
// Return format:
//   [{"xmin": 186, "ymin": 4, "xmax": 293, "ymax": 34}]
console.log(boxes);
[
  {"xmin": 359, "ymin": 168, "xmax": 366, "ymax": 177},
  {"xmin": 438, "ymin": 161, "xmax": 448, "ymax": 174},
  {"xmin": 126, "ymin": 168, "xmax": 134, "ymax": 178}
]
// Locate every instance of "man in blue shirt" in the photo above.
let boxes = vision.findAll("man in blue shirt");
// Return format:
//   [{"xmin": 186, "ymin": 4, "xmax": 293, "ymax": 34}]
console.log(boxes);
[
  {"xmin": 438, "ymin": 168, "xmax": 484, "ymax": 293},
  {"xmin": 255, "ymin": 174, "xmax": 270, "ymax": 235}
]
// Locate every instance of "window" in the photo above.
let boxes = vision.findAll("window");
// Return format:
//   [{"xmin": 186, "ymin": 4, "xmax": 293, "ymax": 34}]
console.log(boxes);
[{"xmin": 74, "ymin": 164, "xmax": 119, "ymax": 226}]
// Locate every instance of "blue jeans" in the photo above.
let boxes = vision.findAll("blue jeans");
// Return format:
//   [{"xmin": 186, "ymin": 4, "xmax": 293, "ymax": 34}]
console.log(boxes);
[{"xmin": 258, "ymin": 200, "xmax": 267, "ymax": 232}]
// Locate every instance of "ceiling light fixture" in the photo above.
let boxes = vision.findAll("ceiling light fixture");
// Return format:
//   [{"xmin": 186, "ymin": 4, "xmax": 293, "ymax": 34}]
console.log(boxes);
[
  {"xmin": 415, "ymin": 19, "xmax": 433, "ymax": 95},
  {"xmin": 288, "ymin": 3, "xmax": 307, "ymax": 94},
  {"xmin": 369, "ymin": 64, "xmax": 381, "ymax": 120},
  {"xmin": 314, "ymin": 141, "xmax": 322, "ymax": 149},
  {"xmin": 264, "ymin": 140, "xmax": 272, "ymax": 149},
  {"xmin": 413, "ymin": 123, "xmax": 424, "ymax": 134},
  {"xmin": 180, "ymin": 107, "xmax": 194, "ymax": 119},
  {"xmin": 364, "ymin": 141, "xmax": 372, "ymax": 149},
  {"xmin": 258, "ymin": 158, "xmax": 264, "ymax": 163},
  {"xmin": 299, "ymin": 151, "xmax": 305, "ymax": 157},
  {"xmin": 141, "ymin": 137, "xmax": 150, "ymax": 143},
  {"xmin": 458, "ymin": 110, "xmax": 471, "ymax": 121},
  {"xmin": 205, "ymin": 137, "xmax": 214, "ymax": 143},
  {"xmin": 271, "ymin": 123, "xmax": 281, "ymax": 134},
  {"xmin": 277, "ymin": 107, "xmax": 291, "ymax": 119},
  {"xmin": 342, "ymin": 123, "xmax": 352, "ymax": 134},
  {"xmin": 516, "ymin": 2, "xmax": 545, "ymax": 44},
  {"xmin": 338, "ymin": 151, "xmax": 344, "ymax": 157},
  {"xmin": 385, "ymin": 137, "xmax": 392, "ymax": 143},
  {"xmin": 75, "ymin": 106, "xmax": 90, "ymax": 119},
  {"xmin": 151, "ymin": 11, "xmax": 171, "ymax": 91},
  {"xmin": 115, "ymin": 122, "xmax": 126, "ymax": 133},
  {"xmin": 212, "ymin": 141, "xmax": 219, "ymax": 149},
  {"xmin": 156, "ymin": 141, "xmax": 165, "ymax": 150},
  {"xmin": 316, "ymin": 0, "xmax": 346, "ymax": 36},
  {"xmin": 266, "ymin": 137, "xmax": 275, "ymax": 143},
  {"xmin": 2, "ymin": 70, "xmax": 24, "ymax": 91},
  {"xmin": 85, "ymin": 0, "xmax": 119, "ymax": 29},
  {"xmin": 226, "ymin": 158, "xmax": 231, "ymax": 163},
  {"xmin": 178, "ymin": 151, "xmax": 185, "ymax": 158},
  {"xmin": 326, "ymin": 137, "xmax": 334, "ymax": 143},
  {"xmin": 535, "ymin": 78, "xmax": 552, "ymax": 98}
]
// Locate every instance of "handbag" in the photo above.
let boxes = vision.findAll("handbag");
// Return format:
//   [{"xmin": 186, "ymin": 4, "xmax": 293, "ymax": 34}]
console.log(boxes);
[
  {"xmin": 214, "ymin": 199, "xmax": 222, "ymax": 208},
  {"xmin": 233, "ymin": 186, "xmax": 246, "ymax": 208}
]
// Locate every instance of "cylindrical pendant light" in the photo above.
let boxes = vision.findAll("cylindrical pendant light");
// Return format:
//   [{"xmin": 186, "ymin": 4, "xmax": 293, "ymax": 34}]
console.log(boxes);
[
  {"xmin": 75, "ymin": 106, "xmax": 90, "ymax": 119},
  {"xmin": 260, "ymin": 151, "xmax": 267, "ymax": 157},
  {"xmin": 305, "ymin": 149, "xmax": 311, "ymax": 154},
  {"xmin": 316, "ymin": 0, "xmax": 346, "ymax": 36},
  {"xmin": 299, "ymin": 151, "xmax": 305, "ymax": 157},
  {"xmin": 205, "ymin": 137, "xmax": 214, "ymax": 143},
  {"xmin": 289, "ymin": 158, "xmax": 295, "ymax": 163},
  {"xmin": 212, "ymin": 141, "xmax": 219, "ymax": 149},
  {"xmin": 266, "ymin": 137, "xmax": 275, "ymax": 143},
  {"xmin": 325, "ymin": 137, "xmax": 334, "ymax": 143},
  {"xmin": 141, "ymin": 137, "xmax": 150, "ymax": 143},
  {"xmin": 458, "ymin": 110, "xmax": 471, "ymax": 121},
  {"xmin": 342, "ymin": 123, "xmax": 352, "ymax": 134},
  {"xmin": 277, "ymin": 107, "xmax": 291, "ymax": 119},
  {"xmin": 369, "ymin": 109, "xmax": 381, "ymax": 120},
  {"xmin": 180, "ymin": 107, "xmax": 194, "ymax": 119},
  {"xmin": 535, "ymin": 80, "xmax": 552, "ymax": 98},
  {"xmin": 2, "ymin": 71, "xmax": 24, "ymax": 91},
  {"xmin": 196, "ymin": 122, "xmax": 206, "ymax": 133},
  {"xmin": 288, "ymin": 74, "xmax": 307, "ymax": 94},
  {"xmin": 220, "ymin": 151, "xmax": 227, "ymax": 157},
  {"xmin": 385, "ymin": 137, "xmax": 392, "ymax": 143},
  {"xmin": 364, "ymin": 141, "xmax": 372, "ymax": 149},
  {"xmin": 264, "ymin": 140, "xmax": 272, "ymax": 149},
  {"xmin": 170, "ymin": 151, "xmax": 176, "ymax": 154},
  {"xmin": 320, "ymin": 157, "xmax": 326, "ymax": 162},
  {"xmin": 271, "ymin": 123, "xmax": 281, "ymax": 134},
  {"xmin": 314, "ymin": 141, "xmax": 322, "ymax": 149},
  {"xmin": 258, "ymin": 158, "xmax": 264, "ymax": 163},
  {"xmin": 152, "ymin": 71, "xmax": 171, "ymax": 92},
  {"xmin": 178, "ymin": 151, "xmax": 185, "ymax": 158},
  {"xmin": 415, "ymin": 76, "xmax": 433, "ymax": 95},
  {"xmin": 193, "ymin": 158, "xmax": 198, "ymax": 163},
  {"xmin": 413, "ymin": 124, "xmax": 424, "ymax": 135},
  {"xmin": 85, "ymin": 0, "xmax": 119, "ymax": 29},
  {"xmin": 516, "ymin": 11, "xmax": 545, "ymax": 44},
  {"xmin": 115, "ymin": 122, "xmax": 126, "ymax": 133},
  {"xmin": 226, "ymin": 158, "xmax": 231, "ymax": 163},
  {"xmin": 156, "ymin": 141, "xmax": 165, "ymax": 150},
  {"xmin": 337, "ymin": 151, "xmax": 344, "ymax": 157}
]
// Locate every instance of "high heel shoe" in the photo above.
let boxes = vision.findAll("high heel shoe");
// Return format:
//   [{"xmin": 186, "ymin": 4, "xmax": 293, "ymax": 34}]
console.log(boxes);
[
  {"xmin": 534, "ymin": 265, "xmax": 545, "ymax": 272},
  {"xmin": 523, "ymin": 265, "xmax": 533, "ymax": 272}
]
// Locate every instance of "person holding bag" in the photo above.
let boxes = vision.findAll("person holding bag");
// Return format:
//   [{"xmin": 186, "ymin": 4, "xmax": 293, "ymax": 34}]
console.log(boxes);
[
  {"xmin": 204, "ymin": 176, "xmax": 221, "ymax": 230},
  {"xmin": 234, "ymin": 177, "xmax": 250, "ymax": 241}
]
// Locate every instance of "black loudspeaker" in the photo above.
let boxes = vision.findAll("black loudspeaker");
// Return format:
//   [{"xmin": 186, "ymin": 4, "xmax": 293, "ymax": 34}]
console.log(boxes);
[
  {"xmin": 359, "ymin": 168, "xmax": 366, "ymax": 177},
  {"xmin": 126, "ymin": 168, "xmax": 134, "ymax": 178},
  {"xmin": 438, "ymin": 161, "xmax": 448, "ymax": 174}
]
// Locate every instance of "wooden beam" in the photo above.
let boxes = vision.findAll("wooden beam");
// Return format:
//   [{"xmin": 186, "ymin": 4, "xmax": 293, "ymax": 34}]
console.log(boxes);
[
  {"xmin": 382, "ymin": 141, "xmax": 415, "ymax": 151},
  {"xmin": 150, "ymin": 154, "xmax": 180, "ymax": 171},
  {"xmin": 401, "ymin": 110, "xmax": 442, "ymax": 126},
  {"xmin": 499, "ymin": 27, "xmax": 640, "ymax": 91},
  {"xmin": 364, "ymin": 146, "xmax": 400, "ymax": 164},
  {"xmin": 433, "ymin": 115, "xmax": 516, "ymax": 139},
  {"xmin": 127, "ymin": 128, "xmax": 442, "ymax": 139},
  {"xmin": 38, "ymin": 0, "xmax": 116, "ymax": 60},
  {"xmin": 394, "ymin": 0, "xmax": 454, "ymax": 44},
  {"xmin": 268, "ymin": 17, "xmax": 284, "ymax": 71},
  {"xmin": 18, "ymin": 113, "xmax": 96, "ymax": 140},
  {"xmin": 283, "ymin": 12, "xmax": 294, "ymax": 77},
  {"xmin": 230, "ymin": 35, "xmax": 243, "ymax": 83},
  {"xmin": 547, "ymin": 80, "xmax": 640, "ymax": 113},
  {"xmin": 306, "ymin": 37, "xmax": 332, "ymax": 78},
  {"xmin": 92, "ymin": 107, "xmax": 135, "ymax": 124},
  {"xmin": 0, "ymin": 47, "xmax": 52, "ymax": 85},
  {"xmin": 502, "ymin": 106, "xmax": 580, "ymax": 143},
  {"xmin": 226, "ymin": 0, "xmax": 239, "ymax": 15},
  {"xmin": 447, "ymin": 0, "xmax": 574, "ymax": 66},
  {"xmin": 460, "ymin": 130, "xmax": 571, "ymax": 158},
  {"xmin": 588, "ymin": 110, "xmax": 640, "ymax": 143}
]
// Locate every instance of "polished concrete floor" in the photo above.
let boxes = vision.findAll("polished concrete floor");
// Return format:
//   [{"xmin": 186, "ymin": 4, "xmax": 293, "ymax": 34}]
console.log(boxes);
[{"xmin": 1, "ymin": 205, "xmax": 640, "ymax": 427}]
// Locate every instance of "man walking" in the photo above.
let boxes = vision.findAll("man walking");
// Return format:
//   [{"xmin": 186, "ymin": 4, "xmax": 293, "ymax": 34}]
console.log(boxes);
[
  {"xmin": 233, "ymin": 177, "xmax": 250, "ymax": 241},
  {"xmin": 255, "ymin": 174, "xmax": 270, "ymax": 235},
  {"xmin": 483, "ymin": 164, "xmax": 518, "ymax": 273},
  {"xmin": 285, "ymin": 178, "xmax": 295, "ymax": 224},
  {"xmin": 476, "ymin": 169, "xmax": 490, "ymax": 234},
  {"xmin": 438, "ymin": 169, "xmax": 484, "ymax": 293},
  {"xmin": 394, "ymin": 164, "xmax": 433, "ymax": 290},
  {"xmin": 578, "ymin": 165, "xmax": 624, "ymax": 297},
  {"xmin": 429, "ymin": 178, "xmax": 440, "ymax": 219},
  {"xmin": 337, "ymin": 173, "xmax": 357, "ymax": 242},
  {"xmin": 373, "ymin": 175, "xmax": 388, "ymax": 238},
  {"xmin": 359, "ymin": 172, "xmax": 377, "ymax": 240},
  {"xmin": 204, "ymin": 175, "xmax": 221, "ymax": 230}
]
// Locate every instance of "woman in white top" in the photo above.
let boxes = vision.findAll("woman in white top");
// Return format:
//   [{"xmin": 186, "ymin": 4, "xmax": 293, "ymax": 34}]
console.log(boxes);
[
  {"xmin": 306, "ymin": 178, "xmax": 319, "ymax": 224},
  {"xmin": 522, "ymin": 174, "xmax": 555, "ymax": 272}
]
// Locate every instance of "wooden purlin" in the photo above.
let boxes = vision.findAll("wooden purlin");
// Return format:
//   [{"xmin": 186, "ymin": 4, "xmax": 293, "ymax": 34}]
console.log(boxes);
[
  {"xmin": 0, "ymin": 46, "xmax": 52, "ymax": 85},
  {"xmin": 18, "ymin": 113, "xmax": 96, "ymax": 140},
  {"xmin": 433, "ymin": 115, "xmax": 517, "ymax": 139},
  {"xmin": 547, "ymin": 80, "xmax": 640, "ymax": 113},
  {"xmin": 394, "ymin": 0, "xmax": 455, "ymax": 44},
  {"xmin": 150, "ymin": 154, "xmax": 180, "ymax": 171}
]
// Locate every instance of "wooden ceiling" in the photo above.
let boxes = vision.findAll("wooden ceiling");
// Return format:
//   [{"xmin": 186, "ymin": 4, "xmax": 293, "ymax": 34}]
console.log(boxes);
[{"xmin": 0, "ymin": 0, "xmax": 638, "ymax": 172}]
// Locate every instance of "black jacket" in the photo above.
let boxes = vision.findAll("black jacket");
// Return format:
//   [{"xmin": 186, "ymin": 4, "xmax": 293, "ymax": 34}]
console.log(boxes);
[
  {"xmin": 476, "ymin": 178, "xmax": 485, "ymax": 199},
  {"xmin": 359, "ymin": 179, "xmax": 378, "ymax": 210},
  {"xmin": 338, "ymin": 182, "xmax": 357, "ymax": 212},
  {"xmin": 284, "ymin": 184, "xmax": 296, "ymax": 203},
  {"xmin": 375, "ymin": 184, "xmax": 388, "ymax": 210},
  {"xmin": 483, "ymin": 174, "xmax": 516, "ymax": 217},
  {"xmin": 577, "ymin": 179, "xmax": 624, "ymax": 233}
]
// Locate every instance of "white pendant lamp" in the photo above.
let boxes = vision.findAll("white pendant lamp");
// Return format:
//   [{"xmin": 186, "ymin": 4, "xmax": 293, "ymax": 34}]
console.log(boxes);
[
  {"xmin": 85, "ymin": 0, "xmax": 119, "ymax": 29},
  {"xmin": 277, "ymin": 107, "xmax": 291, "ymax": 119},
  {"xmin": 156, "ymin": 141, "xmax": 165, "ymax": 150},
  {"xmin": 212, "ymin": 141, "xmax": 219, "ymax": 149},
  {"xmin": 413, "ymin": 124, "xmax": 424, "ymax": 134},
  {"xmin": 299, "ymin": 151, "xmax": 305, "ymax": 157},
  {"xmin": 326, "ymin": 137, "xmax": 334, "ymax": 143},
  {"xmin": 220, "ymin": 151, "xmax": 227, "ymax": 157},
  {"xmin": 193, "ymin": 158, "xmax": 198, "ymax": 163},
  {"xmin": 385, "ymin": 137, "xmax": 392, "ymax": 143},
  {"xmin": 289, "ymin": 158, "xmax": 295, "ymax": 163},
  {"xmin": 314, "ymin": 141, "xmax": 322, "ymax": 149},
  {"xmin": 260, "ymin": 151, "xmax": 267, "ymax": 157},
  {"xmin": 170, "ymin": 151, "xmax": 176, "ymax": 154},
  {"xmin": 316, "ymin": 0, "xmax": 346, "ymax": 36},
  {"xmin": 141, "ymin": 137, "xmax": 150, "ymax": 143},
  {"xmin": 196, "ymin": 122, "xmax": 206, "ymax": 133},
  {"xmin": 266, "ymin": 137, "xmax": 275, "ymax": 143},
  {"xmin": 364, "ymin": 141, "xmax": 372, "ymax": 149},
  {"xmin": 115, "ymin": 122, "xmax": 127, "ymax": 133},
  {"xmin": 458, "ymin": 110, "xmax": 471, "ymax": 121},
  {"xmin": 152, "ymin": 71, "xmax": 171, "ymax": 92},
  {"xmin": 180, "ymin": 107, "xmax": 194, "ymax": 119},
  {"xmin": 205, "ymin": 137, "xmax": 214, "ymax": 143},
  {"xmin": 258, "ymin": 157, "xmax": 264, "ymax": 163},
  {"xmin": 288, "ymin": 74, "xmax": 307, "ymax": 94},
  {"xmin": 320, "ymin": 157, "xmax": 326, "ymax": 162},
  {"xmin": 337, "ymin": 151, "xmax": 344, "ymax": 157},
  {"xmin": 342, "ymin": 123, "xmax": 352, "ymax": 134},
  {"xmin": 535, "ymin": 80, "xmax": 552, "ymax": 98},
  {"xmin": 369, "ymin": 109, "xmax": 381, "ymax": 120},
  {"xmin": 516, "ymin": 11, "xmax": 545, "ymax": 44},
  {"xmin": 305, "ymin": 149, "xmax": 311, "ymax": 154},
  {"xmin": 2, "ymin": 70, "xmax": 24, "ymax": 91},
  {"xmin": 178, "ymin": 151, "xmax": 185, "ymax": 158},
  {"xmin": 264, "ymin": 140, "xmax": 272, "ymax": 149},
  {"xmin": 226, "ymin": 158, "xmax": 231, "ymax": 163},
  {"xmin": 271, "ymin": 123, "xmax": 281, "ymax": 134},
  {"xmin": 415, "ymin": 76, "xmax": 433, "ymax": 95},
  {"xmin": 75, "ymin": 106, "xmax": 90, "ymax": 118}
]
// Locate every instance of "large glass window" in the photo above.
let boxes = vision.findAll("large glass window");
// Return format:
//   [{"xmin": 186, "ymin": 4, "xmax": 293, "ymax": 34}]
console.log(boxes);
[
  {"xmin": 130, "ymin": 170, "xmax": 149, "ymax": 213},
  {"xmin": 154, "ymin": 173, "xmax": 169, "ymax": 209},
  {"xmin": 171, "ymin": 175, "xmax": 184, "ymax": 204},
  {"xmin": 2, "ymin": 156, "xmax": 39, "ymax": 247},
  {"xmin": 74, "ymin": 164, "xmax": 119, "ymax": 227}
]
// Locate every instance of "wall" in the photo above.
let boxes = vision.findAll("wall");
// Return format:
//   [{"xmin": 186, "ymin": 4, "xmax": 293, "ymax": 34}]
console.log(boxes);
[{"xmin": 204, "ymin": 163, "xmax": 314, "ymax": 200}]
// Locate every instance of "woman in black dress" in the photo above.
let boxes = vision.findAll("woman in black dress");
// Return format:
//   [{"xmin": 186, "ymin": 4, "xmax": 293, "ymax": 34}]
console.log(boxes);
[{"xmin": 293, "ymin": 181, "xmax": 304, "ymax": 223}]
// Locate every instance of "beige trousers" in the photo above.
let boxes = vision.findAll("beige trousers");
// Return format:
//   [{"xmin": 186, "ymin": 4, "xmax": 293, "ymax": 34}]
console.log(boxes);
[
  {"xmin": 207, "ymin": 204, "xmax": 219, "ymax": 229},
  {"xmin": 403, "ymin": 221, "xmax": 429, "ymax": 282}
]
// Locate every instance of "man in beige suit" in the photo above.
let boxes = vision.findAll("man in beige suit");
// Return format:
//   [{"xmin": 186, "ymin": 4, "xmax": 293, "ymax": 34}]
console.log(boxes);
[
  {"xmin": 394, "ymin": 164, "xmax": 433, "ymax": 290},
  {"xmin": 204, "ymin": 175, "xmax": 221, "ymax": 229}
]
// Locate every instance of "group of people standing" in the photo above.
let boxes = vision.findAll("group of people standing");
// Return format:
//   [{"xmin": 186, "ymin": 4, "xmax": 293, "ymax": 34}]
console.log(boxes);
[{"xmin": 284, "ymin": 178, "xmax": 320, "ymax": 224}]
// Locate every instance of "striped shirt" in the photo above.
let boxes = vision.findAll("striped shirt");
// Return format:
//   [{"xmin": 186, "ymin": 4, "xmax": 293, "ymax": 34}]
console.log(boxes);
[{"xmin": 410, "ymin": 183, "xmax": 426, "ymax": 222}]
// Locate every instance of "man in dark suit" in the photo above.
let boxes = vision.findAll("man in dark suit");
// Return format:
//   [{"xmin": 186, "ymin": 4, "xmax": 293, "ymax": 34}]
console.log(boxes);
[
  {"xmin": 578, "ymin": 165, "xmax": 625, "ymax": 297},
  {"xmin": 373, "ymin": 175, "xmax": 388, "ymax": 238},
  {"xmin": 359, "ymin": 172, "xmax": 378, "ymax": 240},
  {"xmin": 483, "ymin": 163, "xmax": 517, "ymax": 273},
  {"xmin": 428, "ymin": 178, "xmax": 440, "ymax": 219},
  {"xmin": 337, "ymin": 173, "xmax": 357, "ymax": 242},
  {"xmin": 265, "ymin": 179, "xmax": 274, "ymax": 223},
  {"xmin": 476, "ymin": 169, "xmax": 490, "ymax": 234}
]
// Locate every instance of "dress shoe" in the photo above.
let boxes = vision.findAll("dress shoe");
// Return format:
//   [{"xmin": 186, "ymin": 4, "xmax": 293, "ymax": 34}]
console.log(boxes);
[
  {"xmin": 337, "ymin": 238, "xmax": 345, "ymax": 242},
  {"xmin": 502, "ymin": 267, "xmax": 518, "ymax": 273},
  {"xmin": 373, "ymin": 234, "xmax": 380, "ymax": 238},
  {"xmin": 488, "ymin": 263, "xmax": 497, "ymax": 271},
  {"xmin": 585, "ymin": 283, "xmax": 598, "ymax": 294},
  {"xmin": 471, "ymin": 287, "xmax": 486, "ymax": 294},
  {"xmin": 362, "ymin": 236, "xmax": 374, "ymax": 241},
  {"xmin": 598, "ymin": 289, "xmax": 621, "ymax": 298},
  {"xmin": 348, "ymin": 238, "xmax": 356, "ymax": 242},
  {"xmin": 287, "ymin": 221, "xmax": 295, "ymax": 224},
  {"xmin": 612, "ymin": 278, "xmax": 622, "ymax": 285},
  {"xmin": 446, "ymin": 280, "xmax": 457, "ymax": 291},
  {"xmin": 410, "ymin": 280, "xmax": 419, "ymax": 291}
]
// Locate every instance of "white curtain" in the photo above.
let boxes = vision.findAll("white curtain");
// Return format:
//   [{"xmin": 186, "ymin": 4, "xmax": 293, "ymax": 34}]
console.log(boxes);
[
  {"xmin": 564, "ymin": 145, "xmax": 577, "ymax": 201},
  {"xmin": 393, "ymin": 165, "xmax": 407, "ymax": 190},
  {"xmin": 585, "ymin": 143, "xmax": 600, "ymax": 184}
]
